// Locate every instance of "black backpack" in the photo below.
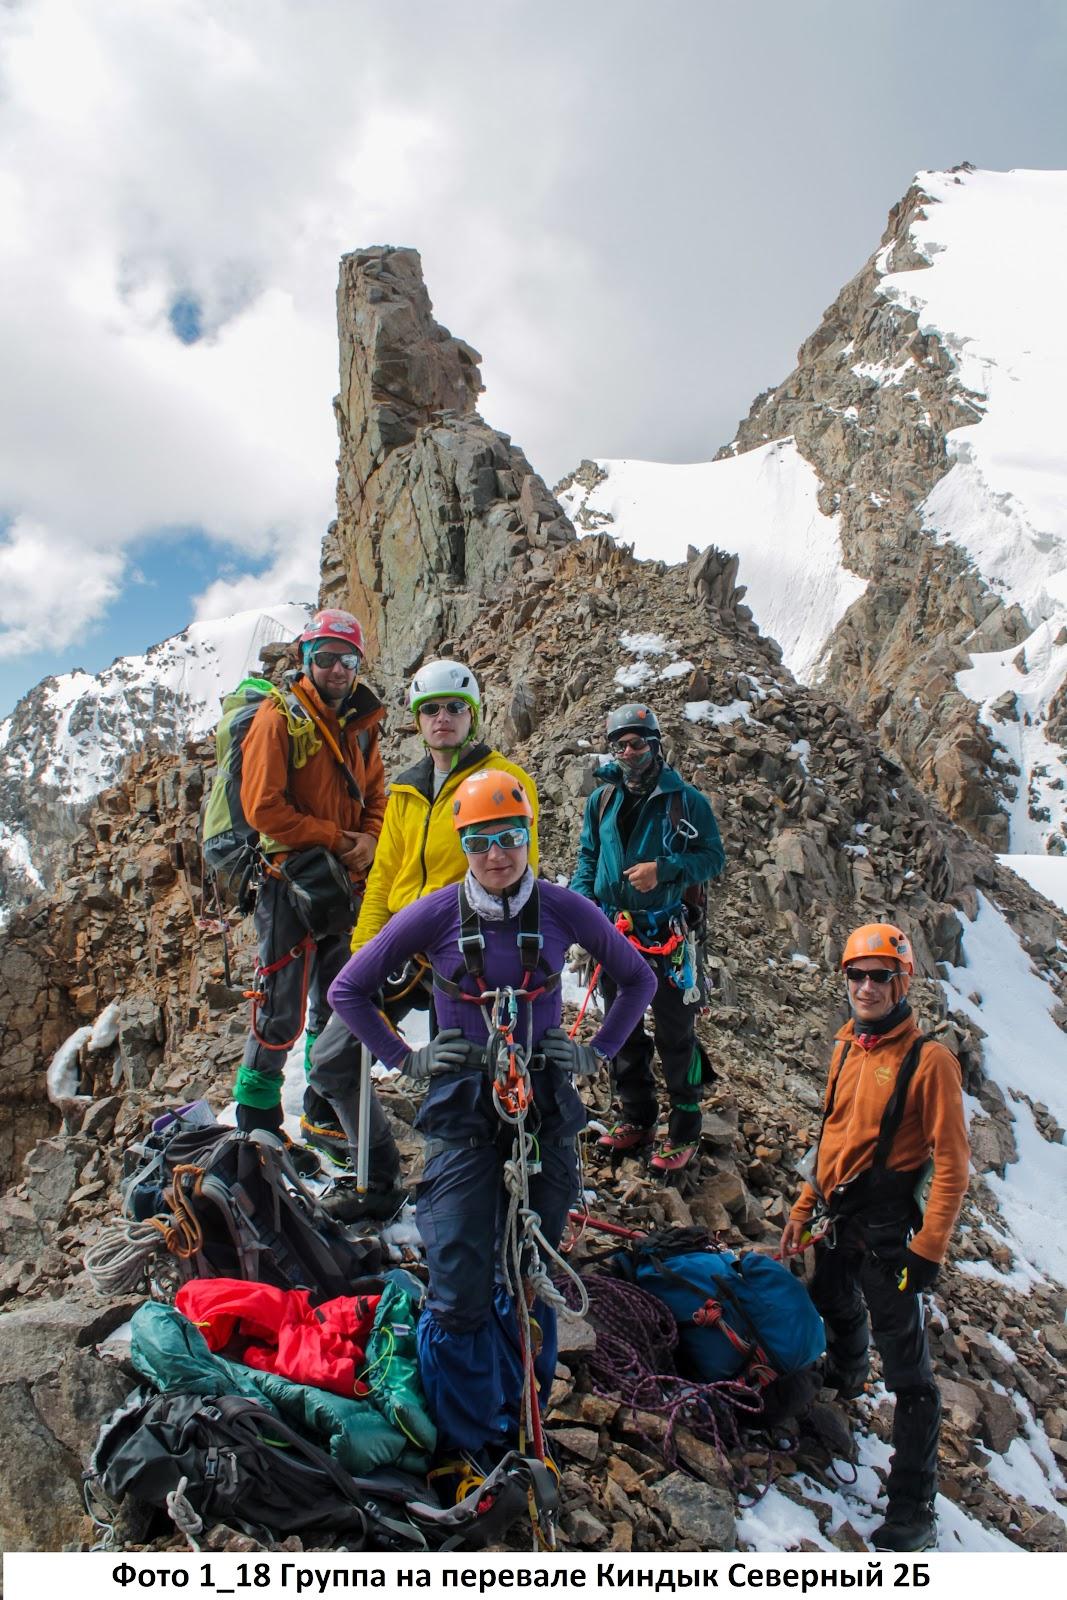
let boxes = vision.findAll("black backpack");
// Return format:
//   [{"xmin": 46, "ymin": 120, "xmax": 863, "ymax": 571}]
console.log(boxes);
[
  {"xmin": 87, "ymin": 1389, "xmax": 559, "ymax": 1553},
  {"xmin": 87, "ymin": 1389, "xmax": 394, "ymax": 1549},
  {"xmin": 124, "ymin": 1122, "xmax": 381, "ymax": 1299}
]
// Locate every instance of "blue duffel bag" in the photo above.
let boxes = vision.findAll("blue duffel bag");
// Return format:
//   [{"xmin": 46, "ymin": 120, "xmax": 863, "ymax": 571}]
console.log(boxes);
[{"xmin": 627, "ymin": 1246, "xmax": 825, "ymax": 1385}]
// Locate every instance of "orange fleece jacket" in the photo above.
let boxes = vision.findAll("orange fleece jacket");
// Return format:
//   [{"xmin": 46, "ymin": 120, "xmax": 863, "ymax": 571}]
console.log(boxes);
[
  {"xmin": 240, "ymin": 677, "xmax": 387, "ymax": 879},
  {"xmin": 790, "ymin": 1015, "xmax": 970, "ymax": 1263}
]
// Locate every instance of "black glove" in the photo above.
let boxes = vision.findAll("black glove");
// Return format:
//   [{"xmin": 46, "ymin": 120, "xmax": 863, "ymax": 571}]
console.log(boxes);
[
  {"xmin": 402, "ymin": 1029, "xmax": 478, "ymax": 1084},
  {"xmin": 897, "ymin": 1247, "xmax": 940, "ymax": 1294},
  {"xmin": 539, "ymin": 1027, "xmax": 603, "ymax": 1077}
]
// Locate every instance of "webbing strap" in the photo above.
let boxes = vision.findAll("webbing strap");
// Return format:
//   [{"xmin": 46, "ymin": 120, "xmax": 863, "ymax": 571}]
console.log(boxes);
[{"xmin": 436, "ymin": 882, "xmax": 558, "ymax": 1003}]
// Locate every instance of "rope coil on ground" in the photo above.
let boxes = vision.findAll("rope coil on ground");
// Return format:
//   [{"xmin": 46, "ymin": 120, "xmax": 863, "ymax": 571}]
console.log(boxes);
[
  {"xmin": 83, "ymin": 1217, "xmax": 171, "ymax": 1295},
  {"xmin": 560, "ymin": 1272, "xmax": 765, "ymax": 1473}
]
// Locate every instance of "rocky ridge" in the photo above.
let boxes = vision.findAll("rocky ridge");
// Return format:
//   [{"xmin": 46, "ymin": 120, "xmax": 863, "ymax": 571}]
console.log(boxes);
[
  {"xmin": 1, "ymin": 250, "xmax": 1065, "ymax": 1553},
  {"xmin": 717, "ymin": 165, "xmax": 1056, "ymax": 853}
]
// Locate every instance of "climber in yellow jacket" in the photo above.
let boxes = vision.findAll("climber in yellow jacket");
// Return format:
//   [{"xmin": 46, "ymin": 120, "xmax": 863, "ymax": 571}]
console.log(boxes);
[{"xmin": 302, "ymin": 660, "xmax": 539, "ymax": 1218}]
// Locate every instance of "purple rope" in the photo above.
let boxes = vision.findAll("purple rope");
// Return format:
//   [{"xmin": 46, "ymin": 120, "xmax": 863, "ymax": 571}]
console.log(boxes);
[{"xmin": 561, "ymin": 1274, "xmax": 766, "ymax": 1475}]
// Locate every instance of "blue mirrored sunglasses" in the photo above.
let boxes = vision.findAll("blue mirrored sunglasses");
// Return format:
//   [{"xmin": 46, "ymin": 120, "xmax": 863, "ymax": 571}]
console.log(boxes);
[{"xmin": 461, "ymin": 826, "xmax": 530, "ymax": 855}]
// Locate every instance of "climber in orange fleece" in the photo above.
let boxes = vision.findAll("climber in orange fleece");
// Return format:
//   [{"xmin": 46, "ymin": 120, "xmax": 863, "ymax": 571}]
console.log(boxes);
[{"xmin": 781, "ymin": 922, "xmax": 969, "ymax": 1555}]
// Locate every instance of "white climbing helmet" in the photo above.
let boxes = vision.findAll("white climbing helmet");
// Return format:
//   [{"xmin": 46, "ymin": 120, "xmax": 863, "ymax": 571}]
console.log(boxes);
[{"xmin": 409, "ymin": 660, "xmax": 481, "ymax": 731}]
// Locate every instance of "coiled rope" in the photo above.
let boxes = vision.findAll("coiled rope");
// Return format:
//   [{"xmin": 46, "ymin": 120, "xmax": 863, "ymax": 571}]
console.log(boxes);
[
  {"xmin": 83, "ymin": 1218, "xmax": 171, "ymax": 1295},
  {"xmin": 561, "ymin": 1273, "xmax": 765, "ymax": 1472}
]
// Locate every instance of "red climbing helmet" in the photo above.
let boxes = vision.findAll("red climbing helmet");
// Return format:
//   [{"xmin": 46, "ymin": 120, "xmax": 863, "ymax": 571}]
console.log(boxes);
[{"xmin": 300, "ymin": 609, "xmax": 366, "ymax": 656}]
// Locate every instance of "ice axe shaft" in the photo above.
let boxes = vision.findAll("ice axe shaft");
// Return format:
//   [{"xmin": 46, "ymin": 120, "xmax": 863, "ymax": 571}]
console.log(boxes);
[{"xmin": 356, "ymin": 1043, "xmax": 372, "ymax": 1194}]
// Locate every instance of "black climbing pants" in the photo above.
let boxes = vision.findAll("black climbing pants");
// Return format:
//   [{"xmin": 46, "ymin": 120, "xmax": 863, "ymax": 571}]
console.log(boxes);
[
  {"xmin": 600, "ymin": 956, "xmax": 707, "ymax": 1143},
  {"xmin": 810, "ymin": 1210, "xmax": 941, "ymax": 1508}
]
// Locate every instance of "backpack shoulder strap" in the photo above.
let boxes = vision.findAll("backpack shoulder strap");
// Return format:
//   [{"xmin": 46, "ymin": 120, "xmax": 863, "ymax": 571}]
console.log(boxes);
[
  {"xmin": 516, "ymin": 880, "xmax": 543, "ymax": 972},
  {"xmin": 871, "ymin": 1034, "xmax": 931, "ymax": 1174},
  {"xmin": 595, "ymin": 784, "xmax": 613, "ymax": 829},
  {"xmin": 821, "ymin": 1038, "xmax": 851, "ymax": 1126},
  {"xmin": 457, "ymin": 882, "xmax": 485, "ymax": 977}
]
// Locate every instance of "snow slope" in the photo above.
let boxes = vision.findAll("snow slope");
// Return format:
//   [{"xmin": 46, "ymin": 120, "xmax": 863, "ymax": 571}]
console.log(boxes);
[
  {"xmin": 876, "ymin": 168, "xmax": 1067, "ymax": 860},
  {"xmin": 881, "ymin": 169, "xmax": 1067, "ymax": 624},
  {"xmin": 562, "ymin": 167, "xmax": 1067, "ymax": 860},
  {"xmin": 557, "ymin": 441, "xmax": 866, "ymax": 683}
]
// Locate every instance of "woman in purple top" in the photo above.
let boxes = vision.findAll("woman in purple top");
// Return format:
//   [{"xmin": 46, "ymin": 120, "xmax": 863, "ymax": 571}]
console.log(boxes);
[{"xmin": 328, "ymin": 770, "xmax": 656, "ymax": 1468}]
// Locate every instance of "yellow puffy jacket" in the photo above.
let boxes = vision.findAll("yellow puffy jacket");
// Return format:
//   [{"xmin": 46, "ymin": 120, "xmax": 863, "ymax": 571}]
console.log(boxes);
[{"xmin": 350, "ymin": 743, "xmax": 540, "ymax": 952}]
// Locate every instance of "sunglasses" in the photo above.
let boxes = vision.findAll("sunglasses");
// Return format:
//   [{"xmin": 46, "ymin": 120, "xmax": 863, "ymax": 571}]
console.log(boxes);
[
  {"xmin": 611, "ymin": 736, "xmax": 650, "ymax": 753},
  {"xmin": 844, "ymin": 967, "xmax": 899, "ymax": 987},
  {"xmin": 418, "ymin": 699, "xmax": 470, "ymax": 717},
  {"xmin": 461, "ymin": 826, "xmax": 530, "ymax": 855},
  {"xmin": 309, "ymin": 648, "xmax": 361, "ymax": 670}
]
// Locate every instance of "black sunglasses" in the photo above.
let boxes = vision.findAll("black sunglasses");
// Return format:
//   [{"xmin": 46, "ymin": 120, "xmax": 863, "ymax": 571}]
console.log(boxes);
[
  {"xmin": 610, "ymin": 736, "xmax": 650, "ymax": 753},
  {"xmin": 844, "ymin": 967, "xmax": 898, "ymax": 987},
  {"xmin": 418, "ymin": 699, "xmax": 470, "ymax": 717},
  {"xmin": 310, "ymin": 647, "xmax": 361, "ymax": 670}
]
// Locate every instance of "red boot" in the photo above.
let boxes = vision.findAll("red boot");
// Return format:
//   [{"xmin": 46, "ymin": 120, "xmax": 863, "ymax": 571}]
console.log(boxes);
[
  {"xmin": 596, "ymin": 1121, "xmax": 655, "ymax": 1155},
  {"xmin": 649, "ymin": 1139, "xmax": 700, "ymax": 1174}
]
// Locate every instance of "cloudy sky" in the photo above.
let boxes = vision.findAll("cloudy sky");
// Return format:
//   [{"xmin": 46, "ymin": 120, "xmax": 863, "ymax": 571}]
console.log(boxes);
[{"xmin": 1, "ymin": 0, "xmax": 1064, "ymax": 715}]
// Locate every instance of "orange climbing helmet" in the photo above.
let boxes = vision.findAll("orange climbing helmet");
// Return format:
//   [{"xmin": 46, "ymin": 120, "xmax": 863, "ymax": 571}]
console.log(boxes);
[
  {"xmin": 451, "ymin": 769, "xmax": 533, "ymax": 831},
  {"xmin": 840, "ymin": 922, "xmax": 914, "ymax": 975}
]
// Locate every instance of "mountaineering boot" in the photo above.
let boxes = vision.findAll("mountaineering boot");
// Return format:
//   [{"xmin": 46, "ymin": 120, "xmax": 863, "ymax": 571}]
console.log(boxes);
[
  {"xmin": 235, "ymin": 1102, "xmax": 284, "ymax": 1135},
  {"xmin": 870, "ymin": 1500, "xmax": 937, "ymax": 1552},
  {"xmin": 596, "ymin": 1121, "xmax": 655, "ymax": 1155},
  {"xmin": 320, "ymin": 1178, "xmax": 408, "ymax": 1224},
  {"xmin": 649, "ymin": 1139, "xmax": 699, "ymax": 1175},
  {"xmin": 278, "ymin": 1132, "xmax": 322, "ymax": 1180},
  {"xmin": 300, "ymin": 1111, "xmax": 353, "ymax": 1171},
  {"xmin": 821, "ymin": 1361, "xmax": 869, "ymax": 1400}
]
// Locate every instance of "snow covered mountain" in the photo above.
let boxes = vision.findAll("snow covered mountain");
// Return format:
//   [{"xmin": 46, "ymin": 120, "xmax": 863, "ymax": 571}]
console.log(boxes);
[
  {"xmin": 0, "ymin": 602, "xmax": 309, "ymax": 919},
  {"xmin": 559, "ymin": 166, "xmax": 1067, "ymax": 876}
]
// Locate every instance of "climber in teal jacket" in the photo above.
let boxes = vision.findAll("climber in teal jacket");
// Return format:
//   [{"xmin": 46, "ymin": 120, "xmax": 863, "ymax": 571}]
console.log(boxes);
[{"xmin": 570, "ymin": 702, "xmax": 725, "ymax": 1175}]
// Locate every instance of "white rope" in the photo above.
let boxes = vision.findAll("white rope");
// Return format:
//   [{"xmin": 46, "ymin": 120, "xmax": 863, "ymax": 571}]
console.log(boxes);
[
  {"xmin": 166, "ymin": 1475, "xmax": 204, "ymax": 1551},
  {"xmin": 83, "ymin": 1218, "xmax": 167, "ymax": 1295}
]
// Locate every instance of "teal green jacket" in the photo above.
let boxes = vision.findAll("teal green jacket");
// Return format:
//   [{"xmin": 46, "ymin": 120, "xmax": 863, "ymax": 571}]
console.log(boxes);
[
  {"xmin": 570, "ymin": 762, "xmax": 724, "ymax": 924},
  {"xmin": 129, "ymin": 1276, "xmax": 435, "ymax": 1476}
]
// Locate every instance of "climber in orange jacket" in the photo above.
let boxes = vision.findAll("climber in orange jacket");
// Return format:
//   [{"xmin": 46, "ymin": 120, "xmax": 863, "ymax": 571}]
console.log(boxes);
[
  {"xmin": 781, "ymin": 922, "xmax": 969, "ymax": 1556},
  {"xmin": 232, "ymin": 609, "xmax": 386, "ymax": 1139}
]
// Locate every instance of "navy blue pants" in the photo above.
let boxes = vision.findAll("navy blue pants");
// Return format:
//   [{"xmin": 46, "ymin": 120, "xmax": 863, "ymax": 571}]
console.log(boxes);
[{"xmin": 414, "ymin": 1063, "xmax": 584, "ymax": 1455}]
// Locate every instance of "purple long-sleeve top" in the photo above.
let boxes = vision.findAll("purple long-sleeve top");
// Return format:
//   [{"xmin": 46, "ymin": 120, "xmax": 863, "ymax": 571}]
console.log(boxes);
[{"xmin": 328, "ymin": 879, "xmax": 657, "ymax": 1067}]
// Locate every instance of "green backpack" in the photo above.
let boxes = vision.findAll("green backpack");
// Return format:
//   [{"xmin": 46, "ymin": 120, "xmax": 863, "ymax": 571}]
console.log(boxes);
[{"xmin": 201, "ymin": 676, "xmax": 278, "ymax": 910}]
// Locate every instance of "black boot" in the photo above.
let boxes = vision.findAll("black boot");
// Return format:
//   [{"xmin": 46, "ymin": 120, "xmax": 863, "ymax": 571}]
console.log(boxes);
[
  {"xmin": 236, "ymin": 1103, "xmax": 283, "ymax": 1134},
  {"xmin": 870, "ymin": 1500, "xmax": 936, "ymax": 1552},
  {"xmin": 821, "ymin": 1361, "xmax": 868, "ymax": 1400},
  {"xmin": 320, "ymin": 1179, "xmax": 408, "ymax": 1223}
]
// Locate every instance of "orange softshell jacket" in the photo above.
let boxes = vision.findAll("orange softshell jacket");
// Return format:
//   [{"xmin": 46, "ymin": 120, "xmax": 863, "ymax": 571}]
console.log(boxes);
[
  {"xmin": 790, "ymin": 1015, "xmax": 970, "ymax": 1264},
  {"xmin": 240, "ymin": 676, "xmax": 387, "ymax": 877}
]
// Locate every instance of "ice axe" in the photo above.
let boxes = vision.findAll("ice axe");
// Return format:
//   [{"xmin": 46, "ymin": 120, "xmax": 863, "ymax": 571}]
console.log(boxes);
[{"xmin": 356, "ymin": 1041, "xmax": 373, "ymax": 1194}]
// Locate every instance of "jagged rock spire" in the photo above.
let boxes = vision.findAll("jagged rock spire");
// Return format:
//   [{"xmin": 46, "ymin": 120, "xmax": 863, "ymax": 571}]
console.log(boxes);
[{"xmin": 320, "ymin": 246, "xmax": 574, "ymax": 684}]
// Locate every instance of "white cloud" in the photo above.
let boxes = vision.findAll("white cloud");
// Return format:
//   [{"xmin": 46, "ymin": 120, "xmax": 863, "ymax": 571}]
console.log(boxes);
[
  {"xmin": 0, "ymin": 517, "xmax": 124, "ymax": 657},
  {"xmin": 1, "ymin": 0, "xmax": 1064, "ymax": 684}
]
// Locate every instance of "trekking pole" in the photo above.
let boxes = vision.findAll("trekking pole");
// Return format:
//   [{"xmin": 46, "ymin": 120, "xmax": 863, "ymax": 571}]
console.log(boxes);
[{"xmin": 356, "ymin": 1042, "xmax": 373, "ymax": 1195}]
